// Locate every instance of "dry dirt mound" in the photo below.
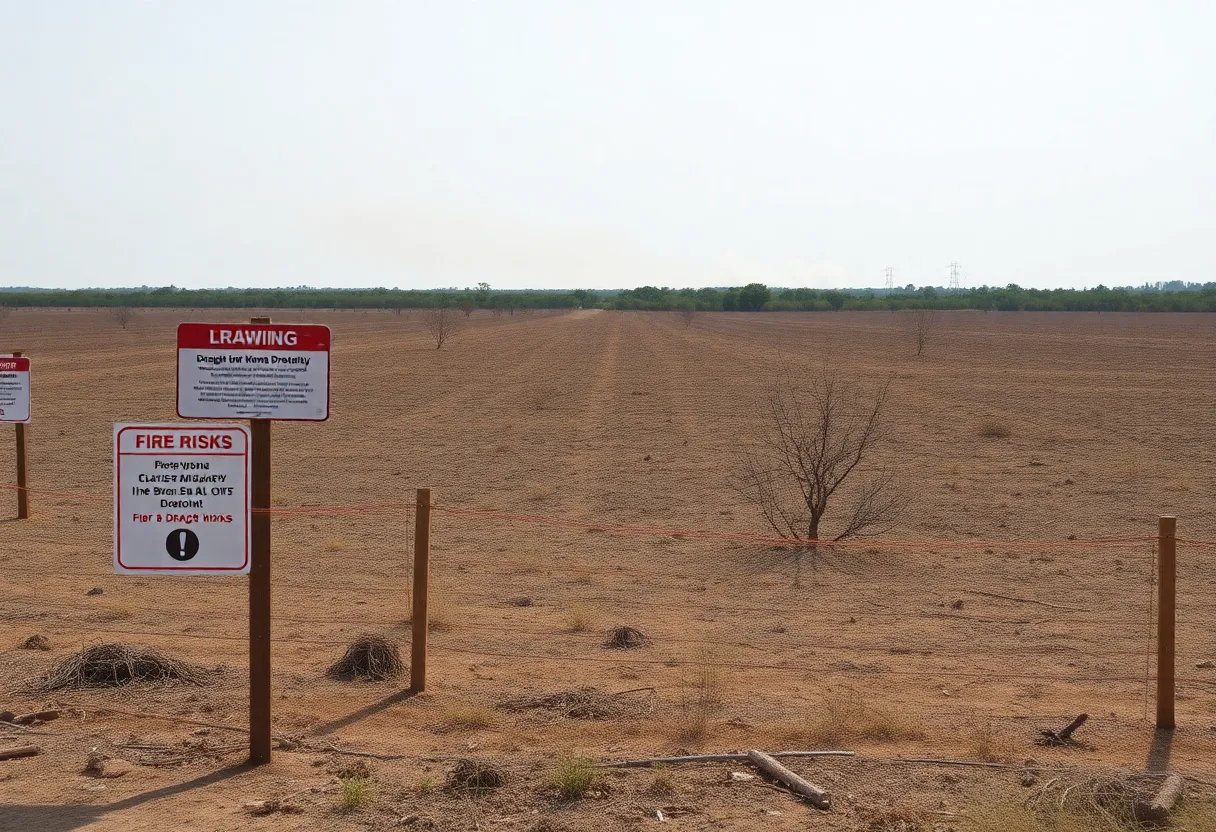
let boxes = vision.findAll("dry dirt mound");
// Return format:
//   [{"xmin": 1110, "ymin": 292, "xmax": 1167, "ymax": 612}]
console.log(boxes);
[
  {"xmin": 30, "ymin": 643, "xmax": 205, "ymax": 691},
  {"xmin": 326, "ymin": 634, "xmax": 404, "ymax": 681}
]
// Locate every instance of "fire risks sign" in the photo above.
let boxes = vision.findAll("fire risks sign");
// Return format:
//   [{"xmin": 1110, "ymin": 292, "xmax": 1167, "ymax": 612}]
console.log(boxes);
[
  {"xmin": 0, "ymin": 355, "xmax": 31, "ymax": 423},
  {"xmin": 114, "ymin": 424, "xmax": 251, "ymax": 575},
  {"xmin": 176, "ymin": 323, "xmax": 331, "ymax": 421}
]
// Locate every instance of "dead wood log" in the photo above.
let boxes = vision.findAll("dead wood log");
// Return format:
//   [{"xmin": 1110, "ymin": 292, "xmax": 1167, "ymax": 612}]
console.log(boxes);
[
  {"xmin": 1134, "ymin": 774, "xmax": 1185, "ymax": 826},
  {"xmin": 0, "ymin": 745, "xmax": 41, "ymax": 760},
  {"xmin": 601, "ymin": 751, "xmax": 854, "ymax": 768},
  {"xmin": 5, "ymin": 710, "xmax": 60, "ymax": 726},
  {"xmin": 1038, "ymin": 714, "xmax": 1088, "ymax": 746},
  {"xmin": 745, "ymin": 749, "xmax": 831, "ymax": 810}
]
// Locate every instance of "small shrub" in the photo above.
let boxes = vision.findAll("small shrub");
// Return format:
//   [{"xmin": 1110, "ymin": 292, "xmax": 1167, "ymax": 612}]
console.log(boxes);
[
  {"xmin": 968, "ymin": 721, "xmax": 1015, "ymax": 763},
  {"xmin": 338, "ymin": 775, "xmax": 373, "ymax": 810},
  {"xmin": 977, "ymin": 420, "xmax": 1012, "ymax": 439},
  {"xmin": 647, "ymin": 765, "xmax": 676, "ymax": 796},
  {"xmin": 566, "ymin": 605, "xmax": 594, "ymax": 633},
  {"xmin": 552, "ymin": 755, "xmax": 597, "ymax": 799},
  {"xmin": 417, "ymin": 775, "xmax": 435, "ymax": 794}
]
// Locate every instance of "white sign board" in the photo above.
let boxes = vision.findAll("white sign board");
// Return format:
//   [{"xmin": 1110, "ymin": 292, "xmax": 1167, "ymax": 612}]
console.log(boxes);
[
  {"xmin": 114, "ymin": 424, "xmax": 251, "ymax": 575},
  {"xmin": 176, "ymin": 323, "xmax": 331, "ymax": 421},
  {"xmin": 0, "ymin": 355, "xmax": 31, "ymax": 423}
]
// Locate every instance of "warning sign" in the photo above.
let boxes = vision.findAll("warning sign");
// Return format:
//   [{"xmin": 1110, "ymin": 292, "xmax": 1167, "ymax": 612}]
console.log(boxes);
[
  {"xmin": 114, "ymin": 424, "xmax": 251, "ymax": 575},
  {"xmin": 176, "ymin": 323, "xmax": 331, "ymax": 421},
  {"xmin": 0, "ymin": 355, "xmax": 31, "ymax": 423}
]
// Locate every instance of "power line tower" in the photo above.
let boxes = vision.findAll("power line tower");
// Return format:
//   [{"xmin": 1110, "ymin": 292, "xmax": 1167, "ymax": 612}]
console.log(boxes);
[
  {"xmin": 948, "ymin": 261, "xmax": 962, "ymax": 292},
  {"xmin": 884, "ymin": 267, "xmax": 894, "ymax": 290}
]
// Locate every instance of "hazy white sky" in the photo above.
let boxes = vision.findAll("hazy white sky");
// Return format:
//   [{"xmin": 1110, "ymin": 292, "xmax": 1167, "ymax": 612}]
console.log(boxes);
[{"xmin": 2, "ymin": 2, "xmax": 1213, "ymax": 291}]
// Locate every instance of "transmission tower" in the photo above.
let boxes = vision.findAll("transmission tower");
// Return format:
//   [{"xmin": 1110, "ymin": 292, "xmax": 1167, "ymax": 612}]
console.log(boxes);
[
  {"xmin": 948, "ymin": 261, "xmax": 962, "ymax": 292},
  {"xmin": 884, "ymin": 267, "xmax": 894, "ymax": 290}
]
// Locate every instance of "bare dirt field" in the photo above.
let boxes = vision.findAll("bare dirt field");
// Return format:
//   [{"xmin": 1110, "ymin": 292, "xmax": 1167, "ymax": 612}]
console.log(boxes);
[{"xmin": 1, "ymin": 307, "xmax": 1215, "ymax": 831}]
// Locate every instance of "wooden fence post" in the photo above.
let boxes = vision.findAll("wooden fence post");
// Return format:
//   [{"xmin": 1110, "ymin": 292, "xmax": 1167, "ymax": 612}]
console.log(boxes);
[
  {"xmin": 248, "ymin": 317, "xmax": 273, "ymax": 764},
  {"xmin": 411, "ymin": 488, "xmax": 432, "ymax": 692},
  {"xmin": 1156, "ymin": 515, "xmax": 1176, "ymax": 729},
  {"xmin": 13, "ymin": 350, "xmax": 28, "ymax": 519}
]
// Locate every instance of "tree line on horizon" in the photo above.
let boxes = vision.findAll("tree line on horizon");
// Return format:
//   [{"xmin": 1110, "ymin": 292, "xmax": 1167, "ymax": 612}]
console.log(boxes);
[{"xmin": 2, "ymin": 281, "xmax": 1216, "ymax": 313}]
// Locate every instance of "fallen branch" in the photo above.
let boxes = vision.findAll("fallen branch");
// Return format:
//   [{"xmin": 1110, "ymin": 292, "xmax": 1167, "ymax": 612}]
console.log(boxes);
[
  {"xmin": 887, "ymin": 757, "xmax": 1069, "ymax": 771},
  {"xmin": 1038, "ymin": 714, "xmax": 1088, "ymax": 746},
  {"xmin": 601, "ymin": 751, "xmax": 855, "ymax": 768},
  {"xmin": 2, "ymin": 710, "xmax": 60, "ymax": 726},
  {"xmin": 0, "ymin": 745, "xmax": 41, "ymax": 761},
  {"xmin": 310, "ymin": 742, "xmax": 413, "ymax": 761},
  {"xmin": 1134, "ymin": 774, "xmax": 1185, "ymax": 825},
  {"xmin": 963, "ymin": 590, "xmax": 1088, "ymax": 611},
  {"xmin": 746, "ymin": 749, "xmax": 831, "ymax": 810}
]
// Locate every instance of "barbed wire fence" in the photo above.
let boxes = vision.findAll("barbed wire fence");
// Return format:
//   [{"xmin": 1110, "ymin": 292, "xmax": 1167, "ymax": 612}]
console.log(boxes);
[{"xmin": 2, "ymin": 481, "xmax": 1214, "ymax": 781}]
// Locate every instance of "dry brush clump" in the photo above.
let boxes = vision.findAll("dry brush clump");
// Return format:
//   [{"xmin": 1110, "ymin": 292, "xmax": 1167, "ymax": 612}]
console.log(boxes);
[
  {"xmin": 446, "ymin": 759, "xmax": 505, "ymax": 791},
  {"xmin": 604, "ymin": 626, "xmax": 648, "ymax": 649},
  {"xmin": 29, "ymin": 643, "xmax": 205, "ymax": 691},
  {"xmin": 326, "ymin": 634, "xmax": 404, "ymax": 681},
  {"xmin": 499, "ymin": 687, "xmax": 654, "ymax": 721}
]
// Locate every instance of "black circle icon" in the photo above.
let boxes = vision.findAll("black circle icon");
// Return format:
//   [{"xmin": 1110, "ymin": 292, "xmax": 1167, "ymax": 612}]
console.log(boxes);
[{"xmin": 166, "ymin": 529, "xmax": 200, "ymax": 561}]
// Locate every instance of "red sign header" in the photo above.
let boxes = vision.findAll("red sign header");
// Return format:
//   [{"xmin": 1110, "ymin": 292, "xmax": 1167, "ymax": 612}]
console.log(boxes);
[
  {"xmin": 0, "ymin": 357, "xmax": 30, "ymax": 372},
  {"xmin": 177, "ymin": 323, "xmax": 331, "ymax": 351}
]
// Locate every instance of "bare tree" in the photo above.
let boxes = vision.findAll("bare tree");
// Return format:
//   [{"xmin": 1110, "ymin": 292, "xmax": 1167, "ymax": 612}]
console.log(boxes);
[
  {"xmin": 678, "ymin": 306, "xmax": 697, "ymax": 327},
  {"xmin": 458, "ymin": 300, "xmax": 475, "ymax": 318},
  {"xmin": 903, "ymin": 309, "xmax": 941, "ymax": 356},
  {"xmin": 732, "ymin": 368, "xmax": 904, "ymax": 548},
  {"xmin": 423, "ymin": 307, "xmax": 459, "ymax": 349},
  {"xmin": 112, "ymin": 306, "xmax": 134, "ymax": 329}
]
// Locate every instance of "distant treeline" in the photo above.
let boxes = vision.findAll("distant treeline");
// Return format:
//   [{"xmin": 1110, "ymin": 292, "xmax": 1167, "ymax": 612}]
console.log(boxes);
[
  {"xmin": 0, "ymin": 286, "xmax": 582, "ymax": 310},
  {"xmin": 2, "ymin": 282, "xmax": 1216, "ymax": 312},
  {"xmin": 612, "ymin": 282, "xmax": 1216, "ymax": 312}
]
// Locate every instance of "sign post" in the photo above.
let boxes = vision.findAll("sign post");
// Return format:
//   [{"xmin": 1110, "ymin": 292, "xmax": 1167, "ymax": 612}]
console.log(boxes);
[
  {"xmin": 114, "ymin": 424, "xmax": 251, "ymax": 574},
  {"xmin": 248, "ymin": 318, "xmax": 273, "ymax": 767},
  {"xmin": 175, "ymin": 317, "xmax": 330, "ymax": 765},
  {"xmin": 1, "ymin": 351, "xmax": 31, "ymax": 519}
]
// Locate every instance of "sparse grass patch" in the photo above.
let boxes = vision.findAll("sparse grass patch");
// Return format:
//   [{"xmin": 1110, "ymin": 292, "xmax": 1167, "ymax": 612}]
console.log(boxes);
[
  {"xmin": 566, "ymin": 604, "xmax": 594, "ymax": 632},
  {"xmin": 439, "ymin": 705, "xmax": 496, "ymax": 732},
  {"xmin": 428, "ymin": 596, "xmax": 456, "ymax": 630},
  {"xmin": 673, "ymin": 651, "xmax": 724, "ymax": 745},
  {"xmin": 967, "ymin": 720, "xmax": 1016, "ymax": 762},
  {"xmin": 325, "ymin": 538, "xmax": 347, "ymax": 552},
  {"xmin": 337, "ymin": 775, "xmax": 373, "ymax": 811},
  {"xmin": 93, "ymin": 603, "xmax": 134, "ymax": 622},
  {"xmin": 407, "ymin": 594, "xmax": 457, "ymax": 630},
  {"xmin": 527, "ymin": 484, "xmax": 555, "ymax": 502},
  {"xmin": 647, "ymin": 764, "xmax": 676, "ymax": 796},
  {"xmin": 416, "ymin": 775, "xmax": 435, "ymax": 794},
  {"xmin": 552, "ymin": 754, "xmax": 598, "ymax": 799},
  {"xmin": 790, "ymin": 691, "xmax": 921, "ymax": 746},
  {"xmin": 977, "ymin": 419, "xmax": 1012, "ymax": 439}
]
